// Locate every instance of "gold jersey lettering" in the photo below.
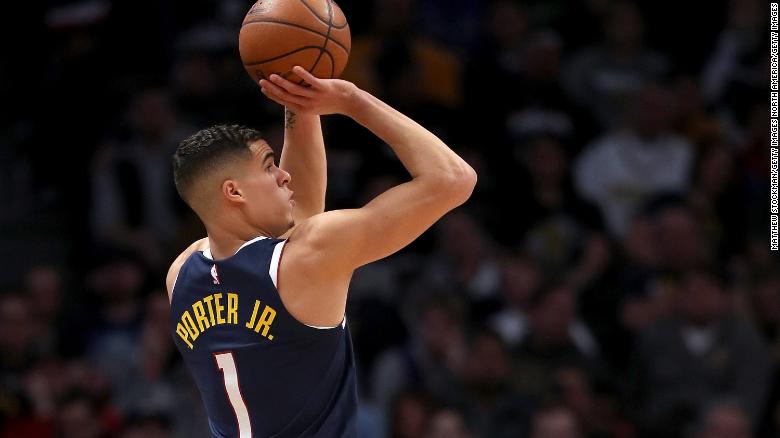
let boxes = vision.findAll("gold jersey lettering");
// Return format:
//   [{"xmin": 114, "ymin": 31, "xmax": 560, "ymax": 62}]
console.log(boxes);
[
  {"xmin": 193, "ymin": 301, "xmax": 210, "ymax": 331},
  {"xmin": 214, "ymin": 293, "xmax": 226, "ymax": 324},
  {"xmin": 176, "ymin": 323, "xmax": 194, "ymax": 349},
  {"xmin": 177, "ymin": 293, "xmax": 278, "ymax": 350},
  {"xmin": 176, "ymin": 292, "xmax": 241, "ymax": 350},
  {"xmin": 227, "ymin": 293, "xmax": 239, "ymax": 324},
  {"xmin": 203, "ymin": 295, "xmax": 216, "ymax": 326},
  {"xmin": 244, "ymin": 300, "xmax": 277, "ymax": 340}
]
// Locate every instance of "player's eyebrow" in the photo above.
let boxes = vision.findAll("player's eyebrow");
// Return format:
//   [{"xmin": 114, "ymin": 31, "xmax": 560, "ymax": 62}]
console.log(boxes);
[{"xmin": 260, "ymin": 151, "xmax": 275, "ymax": 164}]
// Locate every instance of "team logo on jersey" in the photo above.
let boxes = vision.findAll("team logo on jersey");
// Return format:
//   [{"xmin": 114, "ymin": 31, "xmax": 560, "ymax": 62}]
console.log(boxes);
[{"xmin": 211, "ymin": 264, "xmax": 220, "ymax": 285}]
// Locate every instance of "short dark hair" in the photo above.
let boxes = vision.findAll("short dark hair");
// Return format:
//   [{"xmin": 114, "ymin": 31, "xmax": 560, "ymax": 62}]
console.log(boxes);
[{"xmin": 173, "ymin": 124, "xmax": 263, "ymax": 202}]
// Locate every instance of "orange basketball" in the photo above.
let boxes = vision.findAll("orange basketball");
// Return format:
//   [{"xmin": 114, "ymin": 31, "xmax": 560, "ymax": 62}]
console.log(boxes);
[{"xmin": 239, "ymin": 0, "xmax": 351, "ymax": 85}]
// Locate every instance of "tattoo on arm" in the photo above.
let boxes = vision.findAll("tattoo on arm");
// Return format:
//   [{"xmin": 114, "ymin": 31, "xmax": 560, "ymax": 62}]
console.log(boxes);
[{"xmin": 285, "ymin": 108, "xmax": 296, "ymax": 129}]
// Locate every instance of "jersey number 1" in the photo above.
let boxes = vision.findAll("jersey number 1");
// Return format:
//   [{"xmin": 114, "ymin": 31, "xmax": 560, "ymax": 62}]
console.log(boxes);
[{"xmin": 215, "ymin": 352, "xmax": 253, "ymax": 438}]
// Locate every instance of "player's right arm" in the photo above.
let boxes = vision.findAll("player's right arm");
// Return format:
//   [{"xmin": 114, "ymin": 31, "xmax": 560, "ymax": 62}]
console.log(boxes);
[{"xmin": 261, "ymin": 67, "xmax": 477, "ymax": 326}]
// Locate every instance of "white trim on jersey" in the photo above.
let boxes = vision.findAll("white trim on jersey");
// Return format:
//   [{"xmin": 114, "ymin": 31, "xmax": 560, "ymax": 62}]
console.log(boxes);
[
  {"xmin": 269, "ymin": 240, "xmax": 287, "ymax": 288},
  {"xmin": 171, "ymin": 271, "xmax": 180, "ymax": 292},
  {"xmin": 304, "ymin": 317, "xmax": 347, "ymax": 330},
  {"xmin": 202, "ymin": 236, "xmax": 268, "ymax": 260}
]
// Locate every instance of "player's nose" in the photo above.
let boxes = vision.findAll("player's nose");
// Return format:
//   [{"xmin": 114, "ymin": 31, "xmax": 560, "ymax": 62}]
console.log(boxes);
[{"xmin": 278, "ymin": 168, "xmax": 291, "ymax": 186}]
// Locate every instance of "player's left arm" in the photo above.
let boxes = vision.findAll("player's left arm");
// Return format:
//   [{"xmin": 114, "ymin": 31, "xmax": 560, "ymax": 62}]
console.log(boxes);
[{"xmin": 276, "ymin": 100, "xmax": 327, "ymax": 224}]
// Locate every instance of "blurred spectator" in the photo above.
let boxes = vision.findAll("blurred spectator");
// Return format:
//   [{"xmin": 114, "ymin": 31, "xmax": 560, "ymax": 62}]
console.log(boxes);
[
  {"xmin": 24, "ymin": 265, "xmax": 65, "ymax": 356},
  {"xmin": 388, "ymin": 391, "xmax": 433, "ymax": 438},
  {"xmin": 554, "ymin": 366, "xmax": 634, "ymax": 438},
  {"xmin": 504, "ymin": 31, "xmax": 585, "ymax": 144},
  {"xmin": 616, "ymin": 198, "xmax": 710, "ymax": 325},
  {"xmin": 512, "ymin": 284, "xmax": 599, "ymax": 402},
  {"xmin": 694, "ymin": 402, "xmax": 752, "ymax": 438},
  {"xmin": 426, "ymin": 407, "xmax": 473, "ymax": 438},
  {"xmin": 530, "ymin": 404, "xmax": 582, "ymax": 438},
  {"xmin": 749, "ymin": 274, "xmax": 780, "ymax": 360},
  {"xmin": 55, "ymin": 390, "xmax": 115, "ymax": 438},
  {"xmin": 516, "ymin": 0, "xmax": 610, "ymax": 49},
  {"xmin": 631, "ymin": 268, "xmax": 772, "ymax": 436},
  {"xmin": 170, "ymin": 41, "xmax": 260, "ymax": 127},
  {"xmin": 57, "ymin": 251, "xmax": 148, "ymax": 414},
  {"xmin": 0, "ymin": 294, "xmax": 37, "ymax": 377},
  {"xmin": 512, "ymin": 135, "xmax": 610, "ymax": 291},
  {"xmin": 613, "ymin": 207, "xmax": 681, "ymax": 369},
  {"xmin": 562, "ymin": 1, "xmax": 668, "ymax": 129},
  {"xmin": 651, "ymin": 199, "xmax": 710, "ymax": 272},
  {"xmin": 115, "ymin": 293, "xmax": 180, "ymax": 418},
  {"xmin": 418, "ymin": 0, "xmax": 483, "ymax": 55},
  {"xmin": 90, "ymin": 89, "xmax": 191, "ymax": 266},
  {"xmin": 687, "ymin": 143, "xmax": 748, "ymax": 258},
  {"xmin": 371, "ymin": 295, "xmax": 467, "ymax": 412},
  {"xmin": 574, "ymin": 83, "xmax": 693, "ymax": 237},
  {"xmin": 459, "ymin": 329, "xmax": 531, "ymax": 438},
  {"xmin": 0, "ymin": 294, "xmax": 48, "ymax": 436},
  {"xmin": 489, "ymin": 253, "xmax": 542, "ymax": 348},
  {"xmin": 462, "ymin": 0, "xmax": 530, "ymax": 160},
  {"xmin": 670, "ymin": 75, "xmax": 725, "ymax": 147},
  {"xmin": 420, "ymin": 212, "xmax": 502, "ymax": 321},
  {"xmin": 340, "ymin": 0, "xmax": 462, "ymax": 111},
  {"xmin": 618, "ymin": 212, "xmax": 669, "ymax": 331}
]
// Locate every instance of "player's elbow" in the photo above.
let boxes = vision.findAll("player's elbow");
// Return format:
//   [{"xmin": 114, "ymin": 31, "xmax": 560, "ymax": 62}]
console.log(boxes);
[{"xmin": 439, "ymin": 163, "xmax": 477, "ymax": 205}]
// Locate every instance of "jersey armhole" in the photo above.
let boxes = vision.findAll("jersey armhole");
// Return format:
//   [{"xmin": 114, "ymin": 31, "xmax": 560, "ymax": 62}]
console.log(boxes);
[
  {"xmin": 269, "ymin": 240, "xmax": 346, "ymax": 330},
  {"xmin": 168, "ymin": 263, "xmax": 184, "ymax": 303},
  {"xmin": 269, "ymin": 240, "xmax": 287, "ymax": 289},
  {"xmin": 170, "ymin": 271, "xmax": 180, "ymax": 296}
]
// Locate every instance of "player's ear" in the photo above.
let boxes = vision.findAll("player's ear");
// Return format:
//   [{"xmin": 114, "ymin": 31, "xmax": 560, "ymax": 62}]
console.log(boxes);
[{"xmin": 222, "ymin": 179, "xmax": 244, "ymax": 204}]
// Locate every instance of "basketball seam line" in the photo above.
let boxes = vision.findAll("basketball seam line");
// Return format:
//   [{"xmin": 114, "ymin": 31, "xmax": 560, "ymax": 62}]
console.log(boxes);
[
  {"xmin": 307, "ymin": 0, "xmax": 334, "ymax": 79},
  {"xmin": 247, "ymin": 48, "xmax": 336, "ymax": 84},
  {"xmin": 298, "ymin": 0, "xmax": 348, "ymax": 29},
  {"xmin": 243, "ymin": 45, "xmax": 331, "ymax": 66},
  {"xmin": 241, "ymin": 18, "xmax": 350, "ymax": 55}
]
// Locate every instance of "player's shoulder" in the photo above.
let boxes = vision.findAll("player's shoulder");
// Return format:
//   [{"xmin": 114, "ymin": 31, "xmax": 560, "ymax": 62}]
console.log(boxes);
[
  {"xmin": 282, "ymin": 209, "xmax": 361, "ymax": 248},
  {"xmin": 166, "ymin": 238, "xmax": 209, "ymax": 301},
  {"xmin": 277, "ymin": 209, "xmax": 365, "ymax": 280}
]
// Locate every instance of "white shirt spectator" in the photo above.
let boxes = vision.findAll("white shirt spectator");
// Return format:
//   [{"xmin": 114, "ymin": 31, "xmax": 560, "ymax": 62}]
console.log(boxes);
[{"xmin": 574, "ymin": 130, "xmax": 692, "ymax": 237}]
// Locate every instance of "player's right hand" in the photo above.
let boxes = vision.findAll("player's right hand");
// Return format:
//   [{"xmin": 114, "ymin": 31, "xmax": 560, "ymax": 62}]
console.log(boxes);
[{"xmin": 259, "ymin": 66, "xmax": 358, "ymax": 116}]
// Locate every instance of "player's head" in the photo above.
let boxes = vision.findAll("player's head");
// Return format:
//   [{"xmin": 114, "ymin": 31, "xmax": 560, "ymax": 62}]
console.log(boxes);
[{"xmin": 173, "ymin": 124, "xmax": 294, "ymax": 237}]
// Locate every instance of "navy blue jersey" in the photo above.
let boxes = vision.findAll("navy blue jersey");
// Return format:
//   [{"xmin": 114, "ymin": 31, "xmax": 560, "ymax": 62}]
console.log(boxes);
[{"xmin": 169, "ymin": 236, "xmax": 357, "ymax": 438}]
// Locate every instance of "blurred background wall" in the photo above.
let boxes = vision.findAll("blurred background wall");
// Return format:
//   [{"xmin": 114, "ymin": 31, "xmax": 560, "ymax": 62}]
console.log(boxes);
[{"xmin": 0, "ymin": 0, "xmax": 776, "ymax": 437}]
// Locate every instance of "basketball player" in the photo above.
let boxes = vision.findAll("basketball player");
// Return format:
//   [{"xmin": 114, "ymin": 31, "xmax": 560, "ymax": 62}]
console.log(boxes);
[{"xmin": 166, "ymin": 66, "xmax": 477, "ymax": 437}]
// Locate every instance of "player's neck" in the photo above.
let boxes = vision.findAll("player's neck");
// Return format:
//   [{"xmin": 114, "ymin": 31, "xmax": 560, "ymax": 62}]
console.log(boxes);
[{"xmin": 205, "ymin": 224, "xmax": 272, "ymax": 260}]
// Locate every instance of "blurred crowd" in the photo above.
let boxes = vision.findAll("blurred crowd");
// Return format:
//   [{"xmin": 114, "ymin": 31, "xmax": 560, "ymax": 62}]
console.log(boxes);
[{"xmin": 0, "ymin": 0, "xmax": 776, "ymax": 437}]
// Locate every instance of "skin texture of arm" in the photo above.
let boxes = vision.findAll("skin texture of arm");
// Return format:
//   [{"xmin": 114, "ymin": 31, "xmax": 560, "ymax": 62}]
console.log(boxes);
[{"xmin": 278, "ymin": 108, "xmax": 327, "ymax": 224}]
